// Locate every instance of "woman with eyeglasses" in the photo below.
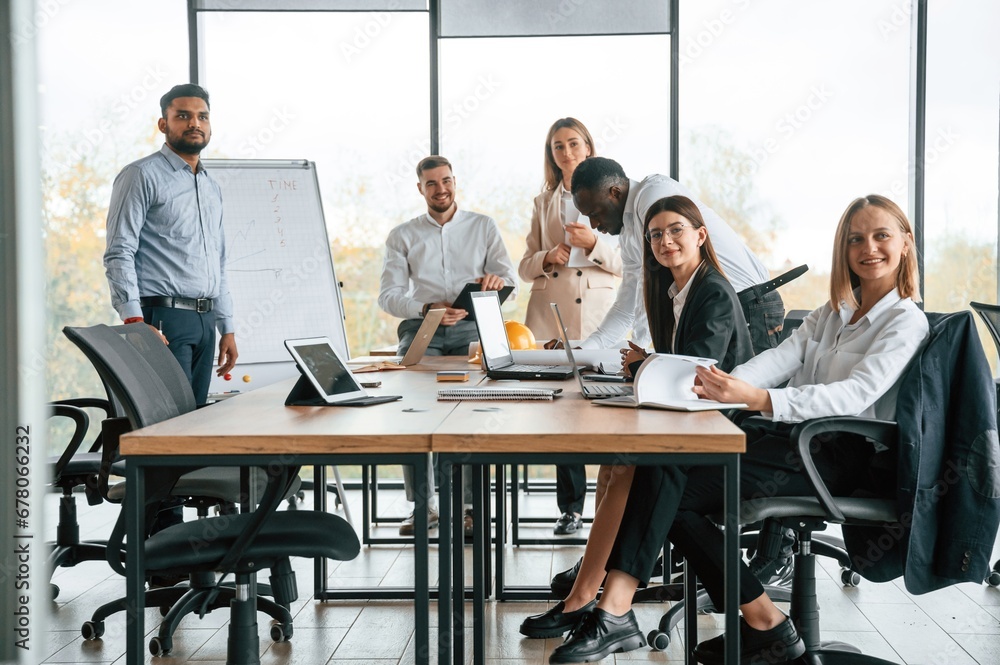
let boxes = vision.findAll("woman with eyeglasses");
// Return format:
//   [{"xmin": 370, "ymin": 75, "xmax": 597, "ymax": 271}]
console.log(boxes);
[
  {"xmin": 549, "ymin": 195, "xmax": 928, "ymax": 664},
  {"xmin": 520, "ymin": 195, "xmax": 753, "ymax": 642}
]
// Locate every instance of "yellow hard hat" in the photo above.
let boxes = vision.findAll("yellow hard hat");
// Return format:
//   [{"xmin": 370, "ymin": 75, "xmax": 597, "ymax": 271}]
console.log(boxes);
[{"xmin": 504, "ymin": 320, "xmax": 537, "ymax": 350}]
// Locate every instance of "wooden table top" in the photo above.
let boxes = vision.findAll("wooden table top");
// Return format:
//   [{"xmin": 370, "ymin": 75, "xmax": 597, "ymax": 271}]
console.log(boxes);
[
  {"xmin": 121, "ymin": 369, "xmax": 464, "ymax": 456},
  {"xmin": 122, "ymin": 363, "xmax": 744, "ymax": 458}
]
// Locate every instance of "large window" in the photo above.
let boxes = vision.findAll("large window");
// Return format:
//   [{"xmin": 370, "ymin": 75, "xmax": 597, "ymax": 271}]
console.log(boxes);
[
  {"xmin": 679, "ymin": 0, "xmax": 911, "ymax": 312},
  {"xmin": 438, "ymin": 34, "xmax": 672, "ymax": 323},
  {"xmin": 38, "ymin": 0, "xmax": 189, "ymax": 412},
  {"xmin": 924, "ymin": 0, "xmax": 999, "ymax": 368},
  {"xmin": 200, "ymin": 10, "xmax": 430, "ymax": 354}
]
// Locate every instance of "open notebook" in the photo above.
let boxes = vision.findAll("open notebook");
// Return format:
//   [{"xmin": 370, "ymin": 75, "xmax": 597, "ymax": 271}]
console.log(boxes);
[{"xmin": 592, "ymin": 354, "xmax": 746, "ymax": 412}]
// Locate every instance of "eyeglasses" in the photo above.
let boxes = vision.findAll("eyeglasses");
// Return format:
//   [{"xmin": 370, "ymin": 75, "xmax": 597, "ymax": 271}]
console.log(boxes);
[{"xmin": 645, "ymin": 224, "xmax": 690, "ymax": 244}]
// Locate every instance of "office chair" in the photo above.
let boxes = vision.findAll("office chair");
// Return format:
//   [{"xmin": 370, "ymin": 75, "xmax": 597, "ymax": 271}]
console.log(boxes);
[
  {"xmin": 969, "ymin": 301, "xmax": 1000, "ymax": 587},
  {"xmin": 649, "ymin": 311, "xmax": 1000, "ymax": 663},
  {"xmin": 65, "ymin": 323, "xmax": 360, "ymax": 661},
  {"xmin": 47, "ymin": 398, "xmax": 119, "ymax": 600}
]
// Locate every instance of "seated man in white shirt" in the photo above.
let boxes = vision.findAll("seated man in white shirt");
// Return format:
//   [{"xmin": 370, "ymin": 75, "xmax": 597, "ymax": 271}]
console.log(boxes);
[
  {"xmin": 378, "ymin": 154, "xmax": 518, "ymax": 535},
  {"xmin": 568, "ymin": 156, "xmax": 783, "ymax": 354}
]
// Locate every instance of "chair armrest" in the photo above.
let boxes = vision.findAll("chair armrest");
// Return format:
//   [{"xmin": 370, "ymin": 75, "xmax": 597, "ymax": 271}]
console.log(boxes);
[
  {"xmin": 51, "ymin": 397, "xmax": 114, "ymax": 453},
  {"xmin": 48, "ymin": 404, "xmax": 90, "ymax": 477},
  {"xmin": 789, "ymin": 416, "xmax": 898, "ymax": 523}
]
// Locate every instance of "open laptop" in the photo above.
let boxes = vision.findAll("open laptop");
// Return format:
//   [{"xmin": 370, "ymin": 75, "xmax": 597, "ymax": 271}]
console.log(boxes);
[
  {"xmin": 284, "ymin": 337, "xmax": 402, "ymax": 406},
  {"xmin": 388, "ymin": 308, "xmax": 446, "ymax": 366},
  {"xmin": 550, "ymin": 303, "xmax": 634, "ymax": 399},
  {"xmin": 470, "ymin": 290, "xmax": 575, "ymax": 380}
]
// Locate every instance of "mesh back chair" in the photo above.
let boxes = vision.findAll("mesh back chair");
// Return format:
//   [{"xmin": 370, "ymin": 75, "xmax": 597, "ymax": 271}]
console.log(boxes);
[
  {"xmin": 969, "ymin": 301, "xmax": 1000, "ymax": 586},
  {"xmin": 64, "ymin": 323, "xmax": 360, "ymax": 662},
  {"xmin": 649, "ymin": 311, "xmax": 1000, "ymax": 664}
]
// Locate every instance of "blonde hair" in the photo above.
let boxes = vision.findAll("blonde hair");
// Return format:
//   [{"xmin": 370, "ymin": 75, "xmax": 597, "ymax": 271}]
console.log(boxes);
[
  {"xmin": 542, "ymin": 118, "xmax": 595, "ymax": 192},
  {"xmin": 830, "ymin": 194, "xmax": 921, "ymax": 311}
]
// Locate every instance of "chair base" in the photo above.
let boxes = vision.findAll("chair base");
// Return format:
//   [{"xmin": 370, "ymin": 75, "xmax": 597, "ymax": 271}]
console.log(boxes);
[{"xmin": 799, "ymin": 643, "xmax": 900, "ymax": 665}]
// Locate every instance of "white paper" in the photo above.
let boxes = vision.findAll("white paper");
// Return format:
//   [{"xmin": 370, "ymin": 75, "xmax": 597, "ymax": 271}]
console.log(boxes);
[
  {"xmin": 592, "ymin": 354, "xmax": 746, "ymax": 411},
  {"xmin": 565, "ymin": 215, "xmax": 592, "ymax": 268}
]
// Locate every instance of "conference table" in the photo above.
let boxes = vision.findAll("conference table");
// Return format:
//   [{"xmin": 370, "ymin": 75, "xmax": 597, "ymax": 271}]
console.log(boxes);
[{"xmin": 120, "ymin": 360, "xmax": 745, "ymax": 665}]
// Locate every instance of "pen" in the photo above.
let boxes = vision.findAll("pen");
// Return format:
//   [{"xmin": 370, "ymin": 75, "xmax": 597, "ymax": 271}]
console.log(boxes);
[{"xmin": 158, "ymin": 320, "xmax": 163, "ymax": 335}]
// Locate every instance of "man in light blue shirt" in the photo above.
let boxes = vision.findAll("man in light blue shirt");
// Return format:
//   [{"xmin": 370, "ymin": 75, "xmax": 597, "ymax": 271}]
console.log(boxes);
[{"xmin": 104, "ymin": 83, "xmax": 237, "ymax": 406}]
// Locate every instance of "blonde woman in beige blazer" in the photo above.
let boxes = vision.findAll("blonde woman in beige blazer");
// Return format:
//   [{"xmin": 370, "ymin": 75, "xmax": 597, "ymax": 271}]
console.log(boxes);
[
  {"xmin": 518, "ymin": 118, "xmax": 622, "ymax": 342},
  {"xmin": 518, "ymin": 118, "xmax": 623, "ymax": 535}
]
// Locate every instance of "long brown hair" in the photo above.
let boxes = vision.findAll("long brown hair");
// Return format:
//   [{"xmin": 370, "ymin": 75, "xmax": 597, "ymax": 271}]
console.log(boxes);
[
  {"xmin": 542, "ymin": 118, "xmax": 595, "ymax": 192},
  {"xmin": 643, "ymin": 196, "xmax": 727, "ymax": 352},
  {"xmin": 830, "ymin": 194, "xmax": 921, "ymax": 311}
]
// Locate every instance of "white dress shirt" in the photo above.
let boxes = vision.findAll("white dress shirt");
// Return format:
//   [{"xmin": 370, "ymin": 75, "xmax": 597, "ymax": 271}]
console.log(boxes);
[
  {"xmin": 378, "ymin": 209, "xmax": 518, "ymax": 321},
  {"xmin": 581, "ymin": 175, "xmax": 770, "ymax": 349},
  {"xmin": 732, "ymin": 288, "xmax": 929, "ymax": 423},
  {"xmin": 667, "ymin": 262, "xmax": 700, "ymax": 352}
]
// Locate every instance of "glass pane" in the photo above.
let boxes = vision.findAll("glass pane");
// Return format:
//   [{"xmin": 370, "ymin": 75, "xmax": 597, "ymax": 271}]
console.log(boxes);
[
  {"xmin": 200, "ymin": 10, "xmax": 430, "ymax": 355},
  {"xmin": 679, "ymin": 0, "xmax": 909, "ymax": 314},
  {"xmin": 438, "ymin": 35, "xmax": 671, "ymax": 325},
  {"xmin": 924, "ymin": 0, "xmax": 999, "ymax": 371},
  {"xmin": 440, "ymin": 0, "xmax": 669, "ymax": 37},
  {"xmin": 37, "ymin": 0, "xmax": 189, "ymax": 413}
]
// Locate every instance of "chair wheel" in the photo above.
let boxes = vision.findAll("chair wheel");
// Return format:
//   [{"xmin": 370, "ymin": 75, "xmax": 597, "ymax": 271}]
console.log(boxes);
[
  {"xmin": 159, "ymin": 605, "xmax": 171, "ymax": 616},
  {"xmin": 986, "ymin": 570, "xmax": 1000, "ymax": 587},
  {"xmin": 647, "ymin": 629, "xmax": 670, "ymax": 651},
  {"xmin": 81, "ymin": 620, "xmax": 105, "ymax": 640},
  {"xmin": 270, "ymin": 622, "xmax": 293, "ymax": 642},
  {"xmin": 149, "ymin": 635, "xmax": 172, "ymax": 656},
  {"xmin": 841, "ymin": 569, "xmax": 862, "ymax": 587},
  {"xmin": 51, "ymin": 583, "xmax": 60, "ymax": 600}
]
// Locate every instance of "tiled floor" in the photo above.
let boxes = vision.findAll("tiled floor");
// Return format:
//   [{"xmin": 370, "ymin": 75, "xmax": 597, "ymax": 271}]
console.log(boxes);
[{"xmin": 43, "ymin": 478, "xmax": 1000, "ymax": 664}]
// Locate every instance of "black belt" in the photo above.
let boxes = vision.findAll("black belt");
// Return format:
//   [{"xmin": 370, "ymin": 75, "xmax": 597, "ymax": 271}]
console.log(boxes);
[
  {"xmin": 139, "ymin": 296, "xmax": 214, "ymax": 313},
  {"xmin": 737, "ymin": 264, "xmax": 809, "ymax": 305}
]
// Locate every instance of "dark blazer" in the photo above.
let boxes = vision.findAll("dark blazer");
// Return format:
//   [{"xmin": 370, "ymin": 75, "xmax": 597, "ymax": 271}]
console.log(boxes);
[
  {"xmin": 672, "ymin": 264, "xmax": 755, "ymax": 372},
  {"xmin": 844, "ymin": 311, "xmax": 1000, "ymax": 593}
]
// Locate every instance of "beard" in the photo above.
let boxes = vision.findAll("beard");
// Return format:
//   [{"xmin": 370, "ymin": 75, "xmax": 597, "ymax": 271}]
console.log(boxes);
[
  {"xmin": 427, "ymin": 195, "xmax": 454, "ymax": 214},
  {"xmin": 166, "ymin": 130, "xmax": 210, "ymax": 155}
]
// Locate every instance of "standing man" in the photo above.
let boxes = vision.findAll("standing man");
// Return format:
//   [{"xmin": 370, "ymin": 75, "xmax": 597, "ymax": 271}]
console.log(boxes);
[
  {"xmin": 379, "ymin": 155, "xmax": 517, "ymax": 535},
  {"xmin": 105, "ymin": 83, "xmax": 237, "ymax": 407},
  {"xmin": 569, "ymin": 156, "xmax": 783, "ymax": 354}
]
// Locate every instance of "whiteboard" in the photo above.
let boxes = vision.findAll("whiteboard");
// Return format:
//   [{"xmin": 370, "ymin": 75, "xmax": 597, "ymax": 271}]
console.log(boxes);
[{"xmin": 202, "ymin": 160, "xmax": 348, "ymax": 393}]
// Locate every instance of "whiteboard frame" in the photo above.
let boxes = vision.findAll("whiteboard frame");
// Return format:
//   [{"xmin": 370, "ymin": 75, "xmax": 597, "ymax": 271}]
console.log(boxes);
[{"xmin": 203, "ymin": 159, "xmax": 350, "ymax": 395}]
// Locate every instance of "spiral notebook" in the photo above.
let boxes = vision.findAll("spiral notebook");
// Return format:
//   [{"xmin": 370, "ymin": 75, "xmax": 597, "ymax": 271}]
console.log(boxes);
[{"xmin": 437, "ymin": 387, "xmax": 562, "ymax": 401}]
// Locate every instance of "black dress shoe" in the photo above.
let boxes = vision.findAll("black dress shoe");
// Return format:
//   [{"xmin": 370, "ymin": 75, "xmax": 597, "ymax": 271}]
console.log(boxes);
[
  {"xmin": 551, "ymin": 557, "xmax": 584, "ymax": 599},
  {"xmin": 554, "ymin": 512, "xmax": 583, "ymax": 535},
  {"xmin": 519, "ymin": 600, "xmax": 596, "ymax": 638},
  {"xmin": 693, "ymin": 616, "xmax": 806, "ymax": 664},
  {"xmin": 548, "ymin": 608, "xmax": 646, "ymax": 663}
]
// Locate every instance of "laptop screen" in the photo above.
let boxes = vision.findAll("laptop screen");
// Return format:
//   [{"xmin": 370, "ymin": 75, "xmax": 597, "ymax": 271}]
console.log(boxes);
[
  {"xmin": 550, "ymin": 303, "xmax": 588, "ymax": 390},
  {"xmin": 470, "ymin": 291, "xmax": 514, "ymax": 369}
]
